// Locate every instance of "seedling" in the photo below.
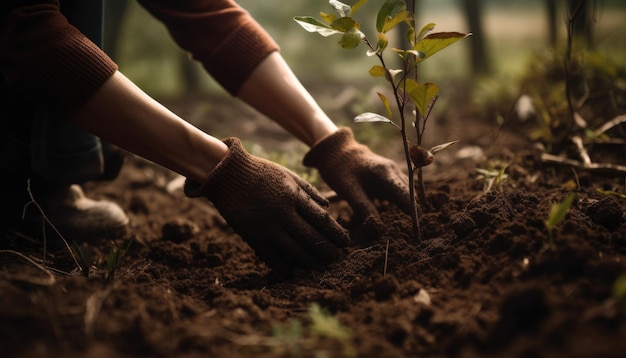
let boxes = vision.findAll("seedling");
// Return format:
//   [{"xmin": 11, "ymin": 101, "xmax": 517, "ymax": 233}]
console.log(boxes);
[
  {"xmin": 475, "ymin": 160, "xmax": 509, "ymax": 193},
  {"xmin": 295, "ymin": 0, "xmax": 469, "ymax": 239},
  {"xmin": 272, "ymin": 302, "xmax": 356, "ymax": 357},
  {"xmin": 613, "ymin": 274, "xmax": 626, "ymax": 314},
  {"xmin": 105, "ymin": 237, "xmax": 134, "ymax": 282},
  {"xmin": 596, "ymin": 189, "xmax": 626, "ymax": 200},
  {"xmin": 544, "ymin": 193, "xmax": 575, "ymax": 246}
]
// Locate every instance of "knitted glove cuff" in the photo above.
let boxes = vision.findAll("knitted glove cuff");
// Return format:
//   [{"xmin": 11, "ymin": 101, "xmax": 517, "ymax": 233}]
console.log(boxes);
[
  {"xmin": 303, "ymin": 127, "xmax": 357, "ymax": 169},
  {"xmin": 183, "ymin": 137, "xmax": 255, "ymax": 202}
]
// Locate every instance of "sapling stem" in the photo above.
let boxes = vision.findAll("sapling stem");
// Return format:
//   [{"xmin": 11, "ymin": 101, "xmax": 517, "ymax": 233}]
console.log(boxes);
[
  {"xmin": 408, "ymin": 6, "xmax": 429, "ymax": 211},
  {"xmin": 367, "ymin": 39, "xmax": 421, "ymax": 240},
  {"xmin": 415, "ymin": 95, "xmax": 439, "ymax": 209}
]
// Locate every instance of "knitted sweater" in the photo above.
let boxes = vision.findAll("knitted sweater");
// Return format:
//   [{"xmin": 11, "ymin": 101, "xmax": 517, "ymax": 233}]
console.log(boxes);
[{"xmin": 0, "ymin": 0, "xmax": 279, "ymax": 116}]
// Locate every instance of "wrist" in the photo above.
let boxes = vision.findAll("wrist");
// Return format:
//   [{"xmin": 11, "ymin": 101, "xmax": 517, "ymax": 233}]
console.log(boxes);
[
  {"xmin": 303, "ymin": 127, "xmax": 356, "ymax": 168},
  {"xmin": 184, "ymin": 137, "xmax": 244, "ymax": 199},
  {"xmin": 308, "ymin": 121, "xmax": 339, "ymax": 147}
]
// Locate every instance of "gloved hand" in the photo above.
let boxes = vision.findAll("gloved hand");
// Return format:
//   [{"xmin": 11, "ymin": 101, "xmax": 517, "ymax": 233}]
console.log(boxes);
[
  {"xmin": 303, "ymin": 127, "xmax": 413, "ymax": 223},
  {"xmin": 185, "ymin": 137, "xmax": 349, "ymax": 273}
]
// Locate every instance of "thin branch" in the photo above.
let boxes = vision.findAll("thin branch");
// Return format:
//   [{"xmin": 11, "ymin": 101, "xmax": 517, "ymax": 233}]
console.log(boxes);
[
  {"xmin": 24, "ymin": 179, "xmax": 84, "ymax": 273},
  {"xmin": 571, "ymin": 136, "xmax": 591, "ymax": 165},
  {"xmin": 0, "ymin": 249, "xmax": 56, "ymax": 286},
  {"xmin": 596, "ymin": 114, "xmax": 626, "ymax": 136},
  {"xmin": 541, "ymin": 152, "xmax": 626, "ymax": 174}
]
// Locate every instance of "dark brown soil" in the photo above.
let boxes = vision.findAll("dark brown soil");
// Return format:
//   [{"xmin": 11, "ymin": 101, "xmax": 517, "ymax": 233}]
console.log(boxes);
[{"xmin": 1, "ymin": 91, "xmax": 626, "ymax": 358}]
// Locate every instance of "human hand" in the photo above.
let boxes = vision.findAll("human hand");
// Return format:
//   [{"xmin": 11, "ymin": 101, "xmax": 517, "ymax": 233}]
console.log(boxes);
[
  {"xmin": 185, "ymin": 137, "xmax": 349, "ymax": 273},
  {"xmin": 303, "ymin": 127, "xmax": 413, "ymax": 224}
]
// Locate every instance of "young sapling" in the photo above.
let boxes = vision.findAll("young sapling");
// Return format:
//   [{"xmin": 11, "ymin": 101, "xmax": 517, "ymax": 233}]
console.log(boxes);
[{"xmin": 295, "ymin": 0, "xmax": 469, "ymax": 239}]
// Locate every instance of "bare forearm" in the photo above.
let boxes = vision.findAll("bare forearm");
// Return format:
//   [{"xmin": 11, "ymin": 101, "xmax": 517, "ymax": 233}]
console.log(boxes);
[
  {"xmin": 70, "ymin": 71, "xmax": 228, "ymax": 182},
  {"xmin": 236, "ymin": 52, "xmax": 337, "ymax": 147}
]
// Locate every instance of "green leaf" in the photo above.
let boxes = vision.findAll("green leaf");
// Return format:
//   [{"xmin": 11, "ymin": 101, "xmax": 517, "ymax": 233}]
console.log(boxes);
[
  {"xmin": 614, "ymin": 275, "xmax": 626, "ymax": 301},
  {"xmin": 329, "ymin": 0, "xmax": 352, "ymax": 17},
  {"xmin": 320, "ymin": 11, "xmax": 336, "ymax": 24},
  {"xmin": 409, "ymin": 82, "xmax": 439, "ymax": 117},
  {"xmin": 369, "ymin": 65, "xmax": 385, "ymax": 77},
  {"xmin": 106, "ymin": 245, "xmax": 120, "ymax": 275},
  {"xmin": 376, "ymin": 0, "xmax": 406, "ymax": 33},
  {"xmin": 596, "ymin": 188, "xmax": 626, "ymax": 199},
  {"xmin": 545, "ymin": 193, "xmax": 575, "ymax": 230},
  {"xmin": 376, "ymin": 32, "xmax": 389, "ymax": 53},
  {"xmin": 309, "ymin": 303, "xmax": 352, "ymax": 342},
  {"xmin": 392, "ymin": 48, "xmax": 424, "ymax": 61},
  {"xmin": 355, "ymin": 112, "xmax": 392, "ymax": 123},
  {"xmin": 294, "ymin": 16, "xmax": 341, "ymax": 37},
  {"xmin": 351, "ymin": 0, "xmax": 368, "ymax": 15},
  {"xmin": 417, "ymin": 22, "xmax": 436, "ymax": 41},
  {"xmin": 381, "ymin": 10, "xmax": 411, "ymax": 33},
  {"xmin": 377, "ymin": 92, "xmax": 393, "ymax": 119},
  {"xmin": 386, "ymin": 69, "xmax": 403, "ymax": 83},
  {"xmin": 71, "ymin": 241, "xmax": 92, "ymax": 277},
  {"xmin": 430, "ymin": 140, "xmax": 459, "ymax": 154},
  {"xmin": 415, "ymin": 31, "xmax": 470, "ymax": 62},
  {"xmin": 339, "ymin": 29, "xmax": 363, "ymax": 48},
  {"xmin": 330, "ymin": 17, "xmax": 358, "ymax": 32},
  {"xmin": 403, "ymin": 78, "xmax": 419, "ymax": 92}
]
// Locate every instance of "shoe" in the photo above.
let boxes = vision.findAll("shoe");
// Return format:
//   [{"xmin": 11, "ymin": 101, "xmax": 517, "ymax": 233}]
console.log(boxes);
[{"xmin": 20, "ymin": 184, "xmax": 129, "ymax": 243}]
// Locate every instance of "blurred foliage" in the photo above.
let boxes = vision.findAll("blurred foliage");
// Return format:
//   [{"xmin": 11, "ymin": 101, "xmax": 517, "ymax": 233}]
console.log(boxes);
[
  {"xmin": 109, "ymin": 0, "xmax": 626, "ymax": 99},
  {"xmin": 516, "ymin": 46, "xmax": 626, "ymax": 152},
  {"xmin": 271, "ymin": 303, "xmax": 356, "ymax": 357}
]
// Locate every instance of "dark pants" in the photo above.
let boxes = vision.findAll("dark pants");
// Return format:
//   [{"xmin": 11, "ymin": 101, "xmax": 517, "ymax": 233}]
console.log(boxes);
[
  {"xmin": 1, "ymin": 0, "xmax": 122, "ymax": 225},
  {"xmin": 1, "ymin": 0, "xmax": 118, "ymax": 185}
]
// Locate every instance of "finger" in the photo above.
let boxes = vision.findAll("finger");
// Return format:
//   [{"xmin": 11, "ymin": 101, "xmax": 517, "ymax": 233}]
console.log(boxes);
[
  {"xmin": 296, "ymin": 197, "xmax": 350, "ymax": 248},
  {"xmin": 284, "ymin": 211, "xmax": 343, "ymax": 263},
  {"xmin": 336, "ymin": 180, "xmax": 381, "ymax": 223},
  {"xmin": 289, "ymin": 170, "xmax": 329, "ymax": 207}
]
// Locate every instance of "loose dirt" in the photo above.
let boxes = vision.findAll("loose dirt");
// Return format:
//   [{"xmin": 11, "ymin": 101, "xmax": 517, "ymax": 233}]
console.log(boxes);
[{"xmin": 1, "ymin": 91, "xmax": 625, "ymax": 358}]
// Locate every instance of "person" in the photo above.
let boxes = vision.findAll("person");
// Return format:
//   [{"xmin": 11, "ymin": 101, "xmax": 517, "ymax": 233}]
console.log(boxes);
[{"xmin": 0, "ymin": 0, "xmax": 412, "ymax": 273}]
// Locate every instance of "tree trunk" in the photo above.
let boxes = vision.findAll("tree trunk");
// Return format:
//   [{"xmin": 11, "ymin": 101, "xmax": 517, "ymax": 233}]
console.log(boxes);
[
  {"xmin": 103, "ymin": 0, "xmax": 129, "ymax": 61},
  {"xmin": 567, "ymin": 0, "xmax": 594, "ymax": 49},
  {"xmin": 462, "ymin": 0, "xmax": 490, "ymax": 75},
  {"xmin": 546, "ymin": 0, "xmax": 558, "ymax": 47}
]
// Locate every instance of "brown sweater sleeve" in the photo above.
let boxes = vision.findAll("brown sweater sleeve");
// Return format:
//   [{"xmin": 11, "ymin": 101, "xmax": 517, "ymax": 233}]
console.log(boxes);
[
  {"xmin": 0, "ymin": 0, "xmax": 118, "ymax": 116},
  {"xmin": 137, "ymin": 0, "xmax": 280, "ymax": 95}
]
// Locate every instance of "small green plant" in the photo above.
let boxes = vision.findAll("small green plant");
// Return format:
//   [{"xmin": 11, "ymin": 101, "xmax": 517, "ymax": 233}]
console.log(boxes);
[
  {"xmin": 272, "ymin": 303, "xmax": 356, "ymax": 357},
  {"xmin": 105, "ymin": 237, "xmax": 134, "ymax": 282},
  {"xmin": 475, "ymin": 159, "xmax": 509, "ymax": 193},
  {"xmin": 596, "ymin": 188, "xmax": 626, "ymax": 200},
  {"xmin": 272, "ymin": 319, "xmax": 304, "ymax": 356},
  {"xmin": 308, "ymin": 303, "xmax": 353, "ymax": 344},
  {"xmin": 613, "ymin": 274, "xmax": 626, "ymax": 314},
  {"xmin": 544, "ymin": 193, "xmax": 575, "ymax": 246},
  {"xmin": 295, "ymin": 0, "xmax": 469, "ymax": 239}
]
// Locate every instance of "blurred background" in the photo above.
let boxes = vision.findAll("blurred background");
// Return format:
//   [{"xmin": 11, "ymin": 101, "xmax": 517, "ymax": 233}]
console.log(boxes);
[
  {"xmin": 101, "ymin": 0, "xmax": 626, "ymax": 173},
  {"xmin": 103, "ymin": 0, "xmax": 625, "ymax": 96}
]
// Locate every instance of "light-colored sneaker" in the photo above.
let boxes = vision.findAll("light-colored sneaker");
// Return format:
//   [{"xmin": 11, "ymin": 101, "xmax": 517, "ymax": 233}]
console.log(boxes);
[{"xmin": 24, "ymin": 184, "xmax": 129, "ymax": 243}]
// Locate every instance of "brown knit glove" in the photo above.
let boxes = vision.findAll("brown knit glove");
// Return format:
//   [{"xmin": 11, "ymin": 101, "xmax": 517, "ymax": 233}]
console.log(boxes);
[
  {"xmin": 303, "ymin": 127, "xmax": 412, "ymax": 223},
  {"xmin": 185, "ymin": 137, "xmax": 349, "ymax": 273}
]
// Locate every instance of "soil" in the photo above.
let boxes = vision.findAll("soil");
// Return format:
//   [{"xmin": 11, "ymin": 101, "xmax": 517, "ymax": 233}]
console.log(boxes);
[{"xmin": 1, "ymin": 88, "xmax": 626, "ymax": 358}]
